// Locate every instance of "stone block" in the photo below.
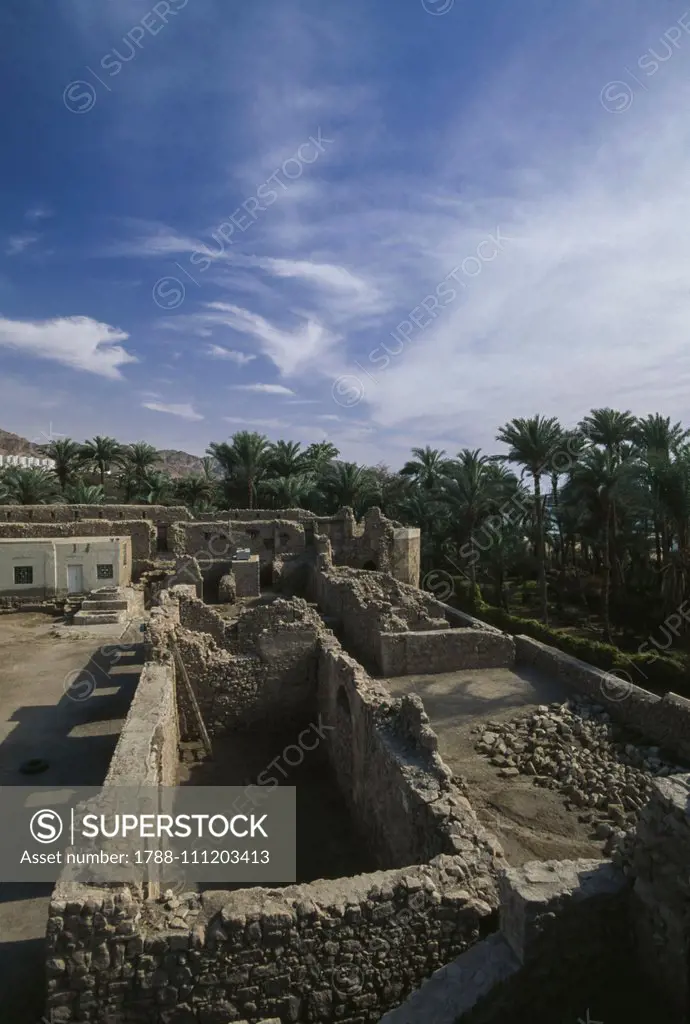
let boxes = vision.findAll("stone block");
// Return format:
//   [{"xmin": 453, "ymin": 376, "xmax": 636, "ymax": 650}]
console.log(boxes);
[
  {"xmin": 232, "ymin": 555, "xmax": 260, "ymax": 598},
  {"xmin": 499, "ymin": 858, "xmax": 626, "ymax": 964}
]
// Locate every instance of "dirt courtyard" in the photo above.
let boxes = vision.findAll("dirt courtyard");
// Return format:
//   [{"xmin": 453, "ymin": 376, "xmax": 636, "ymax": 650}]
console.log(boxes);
[
  {"xmin": 382, "ymin": 665, "xmax": 603, "ymax": 865},
  {"xmin": 0, "ymin": 611, "xmax": 144, "ymax": 1023}
]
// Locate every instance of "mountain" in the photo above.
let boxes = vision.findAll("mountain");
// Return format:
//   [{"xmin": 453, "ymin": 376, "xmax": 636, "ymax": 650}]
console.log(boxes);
[
  {"xmin": 156, "ymin": 449, "xmax": 207, "ymax": 479},
  {"xmin": 0, "ymin": 429, "xmax": 207, "ymax": 478},
  {"xmin": 0, "ymin": 428, "xmax": 42, "ymax": 456}
]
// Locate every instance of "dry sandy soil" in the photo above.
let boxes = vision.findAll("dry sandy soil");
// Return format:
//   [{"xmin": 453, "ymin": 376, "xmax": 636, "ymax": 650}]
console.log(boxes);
[{"xmin": 382, "ymin": 665, "xmax": 604, "ymax": 865}]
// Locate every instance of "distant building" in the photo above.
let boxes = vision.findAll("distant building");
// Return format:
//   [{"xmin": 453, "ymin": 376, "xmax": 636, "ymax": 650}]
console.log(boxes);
[
  {"xmin": 0, "ymin": 454, "xmax": 55, "ymax": 470},
  {"xmin": 0, "ymin": 536, "xmax": 131, "ymax": 597}
]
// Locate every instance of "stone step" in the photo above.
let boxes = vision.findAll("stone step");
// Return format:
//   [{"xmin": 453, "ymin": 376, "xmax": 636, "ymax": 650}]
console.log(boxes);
[
  {"xmin": 73, "ymin": 611, "xmax": 123, "ymax": 625},
  {"xmin": 81, "ymin": 598, "xmax": 129, "ymax": 611}
]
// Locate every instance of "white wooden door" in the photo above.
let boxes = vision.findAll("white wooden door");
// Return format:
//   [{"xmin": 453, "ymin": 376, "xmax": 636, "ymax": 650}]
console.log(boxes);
[{"xmin": 67, "ymin": 564, "xmax": 84, "ymax": 594}]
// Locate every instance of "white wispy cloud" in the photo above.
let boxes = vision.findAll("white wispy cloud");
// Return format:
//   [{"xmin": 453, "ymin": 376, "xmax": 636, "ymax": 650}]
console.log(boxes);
[
  {"xmin": 232, "ymin": 383, "xmax": 295, "ymax": 395},
  {"xmin": 205, "ymin": 344, "xmax": 256, "ymax": 365},
  {"xmin": 357, "ymin": 75, "xmax": 690, "ymax": 447},
  {"xmin": 142, "ymin": 401, "xmax": 204, "ymax": 421},
  {"xmin": 0, "ymin": 315, "xmax": 136, "ymax": 379},
  {"xmin": 6, "ymin": 235, "xmax": 39, "ymax": 256},
  {"xmin": 205, "ymin": 302, "xmax": 338, "ymax": 376},
  {"xmin": 25, "ymin": 206, "xmax": 53, "ymax": 223},
  {"xmin": 223, "ymin": 416, "xmax": 293, "ymax": 429}
]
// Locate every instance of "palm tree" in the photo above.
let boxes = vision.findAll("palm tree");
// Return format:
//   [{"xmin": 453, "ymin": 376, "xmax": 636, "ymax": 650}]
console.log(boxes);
[
  {"xmin": 138, "ymin": 470, "xmax": 174, "ymax": 505},
  {"xmin": 579, "ymin": 408, "xmax": 636, "ymax": 457},
  {"xmin": 496, "ymin": 415, "xmax": 564, "ymax": 622},
  {"xmin": 116, "ymin": 465, "xmax": 141, "ymax": 503},
  {"xmin": 200, "ymin": 456, "xmax": 217, "ymax": 480},
  {"xmin": 304, "ymin": 441, "xmax": 340, "ymax": 474},
  {"xmin": 39, "ymin": 438, "xmax": 83, "ymax": 491},
  {"xmin": 175, "ymin": 475, "xmax": 216, "ymax": 512},
  {"xmin": 2, "ymin": 467, "xmax": 59, "ymax": 505},
  {"xmin": 64, "ymin": 482, "xmax": 105, "ymax": 504},
  {"xmin": 320, "ymin": 461, "xmax": 380, "ymax": 515},
  {"xmin": 266, "ymin": 440, "xmax": 307, "ymax": 478},
  {"xmin": 436, "ymin": 449, "xmax": 504, "ymax": 599},
  {"xmin": 633, "ymin": 414, "xmax": 690, "ymax": 460},
  {"xmin": 80, "ymin": 436, "xmax": 124, "ymax": 487},
  {"xmin": 261, "ymin": 473, "xmax": 321, "ymax": 510},
  {"xmin": 207, "ymin": 431, "xmax": 269, "ymax": 509},
  {"xmin": 400, "ymin": 447, "xmax": 450, "ymax": 491},
  {"xmin": 548, "ymin": 429, "xmax": 587, "ymax": 572},
  {"xmin": 123, "ymin": 442, "xmax": 160, "ymax": 481},
  {"xmin": 569, "ymin": 448, "xmax": 640, "ymax": 641}
]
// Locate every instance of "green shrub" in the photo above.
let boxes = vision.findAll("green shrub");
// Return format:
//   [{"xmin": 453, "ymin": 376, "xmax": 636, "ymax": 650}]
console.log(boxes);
[{"xmin": 451, "ymin": 591, "xmax": 687, "ymax": 695}]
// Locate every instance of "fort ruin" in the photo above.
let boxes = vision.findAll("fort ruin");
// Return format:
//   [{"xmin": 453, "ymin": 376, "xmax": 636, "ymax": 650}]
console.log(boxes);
[{"xmin": 0, "ymin": 504, "xmax": 688, "ymax": 1022}]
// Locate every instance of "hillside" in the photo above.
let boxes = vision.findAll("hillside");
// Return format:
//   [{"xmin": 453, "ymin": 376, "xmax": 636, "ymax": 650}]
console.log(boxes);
[
  {"xmin": 0, "ymin": 429, "xmax": 207, "ymax": 478},
  {"xmin": 156, "ymin": 449, "xmax": 207, "ymax": 479},
  {"xmin": 0, "ymin": 429, "xmax": 41, "ymax": 456}
]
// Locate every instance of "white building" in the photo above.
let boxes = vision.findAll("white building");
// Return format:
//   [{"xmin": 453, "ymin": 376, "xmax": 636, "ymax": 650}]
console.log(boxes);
[
  {"xmin": 0, "ymin": 454, "xmax": 55, "ymax": 470},
  {"xmin": 0, "ymin": 536, "xmax": 131, "ymax": 598}
]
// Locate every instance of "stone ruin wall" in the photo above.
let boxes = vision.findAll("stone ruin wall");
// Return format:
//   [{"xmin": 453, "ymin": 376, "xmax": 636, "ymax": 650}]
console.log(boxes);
[
  {"xmin": 0, "ymin": 504, "xmax": 191, "ymax": 524},
  {"xmin": 42, "ymin": 568, "xmax": 690, "ymax": 1022},
  {"xmin": 168, "ymin": 593, "xmax": 323, "ymax": 734},
  {"xmin": 310, "ymin": 565, "xmax": 515, "ymax": 676},
  {"xmin": 627, "ymin": 773, "xmax": 690, "ymax": 1018},
  {"xmin": 168, "ymin": 521, "xmax": 307, "ymax": 585},
  {"xmin": 44, "ymin": 583, "xmax": 505, "ymax": 1024},
  {"xmin": 515, "ymin": 634, "xmax": 690, "ymax": 763},
  {"xmin": 194, "ymin": 508, "xmax": 312, "ymax": 522}
]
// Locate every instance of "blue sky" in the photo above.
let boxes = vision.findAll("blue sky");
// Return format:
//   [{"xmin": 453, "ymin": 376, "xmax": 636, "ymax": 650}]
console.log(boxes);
[{"xmin": 2, "ymin": 0, "xmax": 690, "ymax": 467}]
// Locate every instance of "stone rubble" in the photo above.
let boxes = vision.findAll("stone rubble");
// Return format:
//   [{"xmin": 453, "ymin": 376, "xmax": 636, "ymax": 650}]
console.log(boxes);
[{"xmin": 473, "ymin": 694, "xmax": 687, "ymax": 857}]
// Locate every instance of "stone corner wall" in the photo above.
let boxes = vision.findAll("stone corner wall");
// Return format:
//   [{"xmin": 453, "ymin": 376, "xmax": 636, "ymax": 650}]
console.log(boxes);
[
  {"xmin": 45, "ymin": 653, "xmax": 179, "ymax": 1021},
  {"xmin": 379, "ymin": 628, "xmax": 516, "ymax": 676},
  {"xmin": 315, "ymin": 630, "xmax": 504, "ymax": 877},
  {"xmin": 626, "ymin": 772, "xmax": 690, "ymax": 1017},
  {"xmin": 515, "ymin": 634, "xmax": 690, "ymax": 762}
]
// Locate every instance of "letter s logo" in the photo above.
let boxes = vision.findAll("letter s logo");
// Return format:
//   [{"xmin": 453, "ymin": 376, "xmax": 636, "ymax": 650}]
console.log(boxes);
[{"xmin": 30, "ymin": 809, "xmax": 63, "ymax": 844}]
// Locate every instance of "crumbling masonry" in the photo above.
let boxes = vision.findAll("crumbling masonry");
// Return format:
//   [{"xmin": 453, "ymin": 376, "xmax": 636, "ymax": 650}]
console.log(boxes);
[{"xmin": 22, "ymin": 504, "xmax": 690, "ymax": 1022}]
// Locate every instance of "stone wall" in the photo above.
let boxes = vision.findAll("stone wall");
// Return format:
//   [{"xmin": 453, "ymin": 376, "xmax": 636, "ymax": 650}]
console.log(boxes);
[
  {"xmin": 310, "ymin": 566, "xmax": 514, "ymax": 676},
  {"xmin": 391, "ymin": 527, "xmax": 421, "ymax": 587},
  {"xmin": 161, "ymin": 592, "xmax": 324, "ymax": 733},
  {"xmin": 104, "ymin": 660, "xmax": 178, "ymax": 789},
  {"xmin": 0, "ymin": 504, "xmax": 190, "ymax": 524},
  {"xmin": 316, "ymin": 633, "xmax": 503, "ymax": 874},
  {"xmin": 379, "ymin": 628, "xmax": 516, "ymax": 675},
  {"xmin": 312, "ymin": 508, "xmax": 420, "ymax": 586},
  {"xmin": 195, "ymin": 508, "xmax": 313, "ymax": 522},
  {"xmin": 45, "ymin": 855, "xmax": 497, "ymax": 1024},
  {"xmin": 383, "ymin": 859, "xmax": 632, "ymax": 1024},
  {"xmin": 169, "ymin": 519, "xmax": 306, "ymax": 567},
  {"xmin": 44, "ymin": 581, "xmax": 507, "ymax": 1024},
  {"xmin": 45, "ymin": 659, "xmax": 179, "ymax": 1021},
  {"xmin": 626, "ymin": 773, "xmax": 690, "ymax": 1018},
  {"xmin": 516, "ymin": 634, "xmax": 690, "ymax": 762},
  {"xmin": 174, "ymin": 588, "xmax": 235, "ymax": 647},
  {"xmin": 459, "ymin": 860, "xmax": 630, "ymax": 1023},
  {"xmin": 310, "ymin": 566, "xmax": 449, "ymax": 670},
  {"xmin": 0, "ymin": 519, "xmax": 155, "ymax": 577}
]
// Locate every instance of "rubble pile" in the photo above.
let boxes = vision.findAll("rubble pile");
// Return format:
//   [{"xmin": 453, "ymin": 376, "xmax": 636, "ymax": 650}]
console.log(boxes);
[{"xmin": 474, "ymin": 695, "xmax": 686, "ymax": 855}]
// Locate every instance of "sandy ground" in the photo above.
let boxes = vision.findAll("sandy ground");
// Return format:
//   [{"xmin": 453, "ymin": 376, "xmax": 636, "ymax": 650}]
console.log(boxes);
[
  {"xmin": 382, "ymin": 665, "xmax": 603, "ymax": 866},
  {"xmin": 0, "ymin": 611, "xmax": 144, "ymax": 1022}
]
